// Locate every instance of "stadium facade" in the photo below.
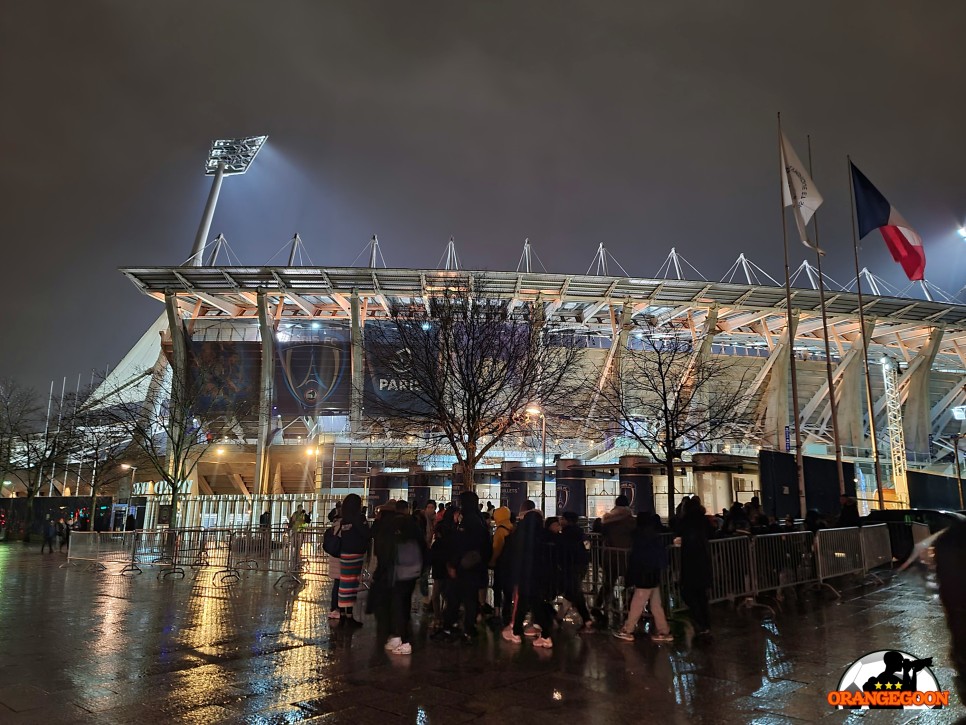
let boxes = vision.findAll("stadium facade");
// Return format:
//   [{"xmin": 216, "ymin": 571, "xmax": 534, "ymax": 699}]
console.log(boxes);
[{"xmin": 87, "ymin": 256, "xmax": 966, "ymax": 525}]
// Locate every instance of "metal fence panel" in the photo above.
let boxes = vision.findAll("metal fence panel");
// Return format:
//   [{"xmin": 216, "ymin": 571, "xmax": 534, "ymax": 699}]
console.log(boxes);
[
  {"xmin": 860, "ymin": 524, "xmax": 892, "ymax": 572},
  {"xmin": 66, "ymin": 531, "xmax": 100, "ymax": 566},
  {"xmin": 752, "ymin": 531, "xmax": 817, "ymax": 595},
  {"xmin": 708, "ymin": 536, "xmax": 756, "ymax": 604},
  {"xmin": 815, "ymin": 527, "xmax": 863, "ymax": 581}
]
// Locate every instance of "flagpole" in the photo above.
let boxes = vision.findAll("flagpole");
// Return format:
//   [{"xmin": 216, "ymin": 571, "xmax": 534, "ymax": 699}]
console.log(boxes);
[
  {"xmin": 806, "ymin": 136, "xmax": 846, "ymax": 497},
  {"xmin": 778, "ymin": 114, "xmax": 807, "ymax": 517},
  {"xmin": 847, "ymin": 155, "xmax": 885, "ymax": 509}
]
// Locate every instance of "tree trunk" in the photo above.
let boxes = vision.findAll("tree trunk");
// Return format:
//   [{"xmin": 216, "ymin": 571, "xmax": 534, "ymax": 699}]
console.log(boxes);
[
  {"xmin": 665, "ymin": 455, "xmax": 676, "ymax": 522},
  {"xmin": 459, "ymin": 459, "xmax": 476, "ymax": 496}
]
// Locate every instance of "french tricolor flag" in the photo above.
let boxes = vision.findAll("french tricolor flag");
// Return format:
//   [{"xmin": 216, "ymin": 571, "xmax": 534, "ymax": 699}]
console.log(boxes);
[{"xmin": 850, "ymin": 162, "xmax": 926, "ymax": 281}]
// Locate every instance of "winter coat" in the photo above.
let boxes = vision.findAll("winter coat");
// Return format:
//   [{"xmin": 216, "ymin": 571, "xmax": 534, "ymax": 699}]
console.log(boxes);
[
  {"xmin": 626, "ymin": 527, "xmax": 669, "ymax": 589},
  {"xmin": 490, "ymin": 506, "xmax": 514, "ymax": 567},
  {"xmin": 450, "ymin": 510, "xmax": 491, "ymax": 586},
  {"xmin": 506, "ymin": 514, "xmax": 553, "ymax": 598},
  {"xmin": 557, "ymin": 524, "xmax": 589, "ymax": 581},
  {"xmin": 601, "ymin": 506, "xmax": 636, "ymax": 549},
  {"xmin": 676, "ymin": 512, "xmax": 713, "ymax": 589},
  {"xmin": 337, "ymin": 514, "xmax": 370, "ymax": 556}
]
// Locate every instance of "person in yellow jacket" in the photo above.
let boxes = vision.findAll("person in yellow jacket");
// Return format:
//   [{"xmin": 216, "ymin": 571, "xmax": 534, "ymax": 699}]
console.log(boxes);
[{"xmin": 490, "ymin": 506, "xmax": 515, "ymax": 627}]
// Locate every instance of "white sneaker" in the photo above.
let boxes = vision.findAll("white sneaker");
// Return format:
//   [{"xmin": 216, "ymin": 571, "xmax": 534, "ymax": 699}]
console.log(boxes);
[
  {"xmin": 523, "ymin": 624, "xmax": 542, "ymax": 637},
  {"xmin": 502, "ymin": 627, "xmax": 522, "ymax": 644},
  {"xmin": 384, "ymin": 637, "xmax": 403, "ymax": 651},
  {"xmin": 533, "ymin": 636, "xmax": 553, "ymax": 648},
  {"xmin": 391, "ymin": 642, "xmax": 412, "ymax": 655},
  {"xmin": 327, "ymin": 610, "xmax": 341, "ymax": 619}
]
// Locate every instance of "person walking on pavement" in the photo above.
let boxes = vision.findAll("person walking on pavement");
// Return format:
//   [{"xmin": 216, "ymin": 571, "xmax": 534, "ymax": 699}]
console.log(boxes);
[
  {"xmin": 57, "ymin": 517, "xmax": 70, "ymax": 553},
  {"xmin": 615, "ymin": 513, "xmax": 673, "ymax": 643},
  {"xmin": 41, "ymin": 516, "xmax": 56, "ymax": 554}
]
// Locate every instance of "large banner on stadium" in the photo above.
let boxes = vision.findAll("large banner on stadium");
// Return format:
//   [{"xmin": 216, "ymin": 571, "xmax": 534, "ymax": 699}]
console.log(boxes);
[
  {"xmin": 274, "ymin": 334, "xmax": 351, "ymax": 415},
  {"xmin": 188, "ymin": 341, "xmax": 261, "ymax": 412}
]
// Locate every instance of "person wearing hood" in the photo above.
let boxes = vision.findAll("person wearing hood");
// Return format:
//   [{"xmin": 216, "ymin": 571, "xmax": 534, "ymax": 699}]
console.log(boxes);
[
  {"xmin": 592, "ymin": 495, "xmax": 636, "ymax": 625},
  {"xmin": 437, "ymin": 491, "xmax": 492, "ymax": 642},
  {"xmin": 490, "ymin": 506, "xmax": 515, "ymax": 627}
]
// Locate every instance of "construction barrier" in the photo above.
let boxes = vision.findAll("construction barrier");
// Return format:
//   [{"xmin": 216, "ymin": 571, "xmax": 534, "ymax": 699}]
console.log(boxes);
[{"xmin": 860, "ymin": 524, "xmax": 893, "ymax": 574}]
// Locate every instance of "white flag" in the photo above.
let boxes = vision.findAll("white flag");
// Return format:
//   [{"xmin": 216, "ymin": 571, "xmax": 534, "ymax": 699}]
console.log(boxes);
[{"xmin": 780, "ymin": 132, "xmax": 824, "ymax": 253}]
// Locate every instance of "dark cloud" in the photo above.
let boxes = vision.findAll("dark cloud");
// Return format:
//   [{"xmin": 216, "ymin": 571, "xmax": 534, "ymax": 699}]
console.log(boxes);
[{"xmin": 1, "ymin": 1, "xmax": 964, "ymax": 391}]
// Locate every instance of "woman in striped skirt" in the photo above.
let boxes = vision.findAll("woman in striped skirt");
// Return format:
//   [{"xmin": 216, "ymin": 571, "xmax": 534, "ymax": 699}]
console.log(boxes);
[{"xmin": 336, "ymin": 493, "xmax": 370, "ymax": 625}]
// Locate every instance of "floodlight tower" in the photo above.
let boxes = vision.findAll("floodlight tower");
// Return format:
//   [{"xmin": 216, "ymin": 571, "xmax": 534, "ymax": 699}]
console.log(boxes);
[{"xmin": 188, "ymin": 135, "xmax": 267, "ymax": 266}]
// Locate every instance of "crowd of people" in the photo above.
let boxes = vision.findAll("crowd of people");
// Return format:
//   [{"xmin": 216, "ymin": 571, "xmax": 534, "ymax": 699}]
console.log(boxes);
[{"xmin": 321, "ymin": 491, "xmax": 725, "ymax": 655}]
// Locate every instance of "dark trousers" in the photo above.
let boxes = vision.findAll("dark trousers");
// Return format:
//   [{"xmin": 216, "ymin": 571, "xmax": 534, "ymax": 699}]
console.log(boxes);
[
  {"xmin": 593, "ymin": 560, "xmax": 625, "ymax": 618},
  {"xmin": 494, "ymin": 565, "xmax": 514, "ymax": 626},
  {"xmin": 443, "ymin": 574, "xmax": 480, "ymax": 633},
  {"xmin": 330, "ymin": 579, "xmax": 340, "ymax": 611},
  {"xmin": 681, "ymin": 584, "xmax": 711, "ymax": 631},
  {"xmin": 391, "ymin": 578, "xmax": 417, "ymax": 642},
  {"xmin": 41, "ymin": 537, "xmax": 55, "ymax": 554},
  {"xmin": 562, "ymin": 575, "xmax": 592, "ymax": 623},
  {"xmin": 512, "ymin": 587, "xmax": 554, "ymax": 637}
]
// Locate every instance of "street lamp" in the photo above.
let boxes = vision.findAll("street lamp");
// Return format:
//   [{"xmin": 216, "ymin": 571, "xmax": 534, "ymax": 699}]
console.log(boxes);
[
  {"xmin": 526, "ymin": 405, "xmax": 547, "ymax": 514},
  {"xmin": 188, "ymin": 135, "xmax": 268, "ymax": 267},
  {"xmin": 120, "ymin": 464, "xmax": 137, "ymax": 531}
]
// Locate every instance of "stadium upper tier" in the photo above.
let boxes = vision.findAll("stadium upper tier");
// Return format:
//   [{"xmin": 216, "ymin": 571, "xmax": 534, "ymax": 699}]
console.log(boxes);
[{"xmin": 122, "ymin": 266, "xmax": 966, "ymax": 365}]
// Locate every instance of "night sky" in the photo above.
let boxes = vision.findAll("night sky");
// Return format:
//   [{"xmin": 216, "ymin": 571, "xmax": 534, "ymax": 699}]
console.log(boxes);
[{"xmin": 2, "ymin": 2, "xmax": 964, "ymax": 393}]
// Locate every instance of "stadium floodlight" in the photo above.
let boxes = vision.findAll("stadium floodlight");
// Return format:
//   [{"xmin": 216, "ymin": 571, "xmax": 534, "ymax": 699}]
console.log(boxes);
[
  {"xmin": 188, "ymin": 135, "xmax": 268, "ymax": 267},
  {"xmin": 958, "ymin": 227, "xmax": 966, "ymax": 240},
  {"xmin": 204, "ymin": 135, "xmax": 268, "ymax": 176}
]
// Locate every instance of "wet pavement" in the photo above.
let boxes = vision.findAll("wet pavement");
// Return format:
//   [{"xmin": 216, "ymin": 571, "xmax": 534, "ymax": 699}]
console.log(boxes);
[{"xmin": 0, "ymin": 543, "xmax": 962, "ymax": 724}]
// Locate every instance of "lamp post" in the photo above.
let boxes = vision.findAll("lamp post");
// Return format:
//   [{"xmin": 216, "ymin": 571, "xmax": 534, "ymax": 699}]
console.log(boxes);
[
  {"xmin": 188, "ymin": 135, "xmax": 267, "ymax": 266},
  {"xmin": 527, "ymin": 405, "xmax": 547, "ymax": 514},
  {"xmin": 120, "ymin": 464, "xmax": 137, "ymax": 531}
]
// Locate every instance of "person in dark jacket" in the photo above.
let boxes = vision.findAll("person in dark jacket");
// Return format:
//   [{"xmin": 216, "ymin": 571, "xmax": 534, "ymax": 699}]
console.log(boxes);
[
  {"xmin": 429, "ymin": 507, "xmax": 457, "ymax": 629},
  {"xmin": 555, "ymin": 511, "xmax": 593, "ymax": 631},
  {"xmin": 503, "ymin": 509, "xmax": 555, "ymax": 648},
  {"xmin": 437, "ymin": 491, "xmax": 491, "ymax": 641},
  {"xmin": 336, "ymin": 493, "xmax": 371, "ymax": 625},
  {"xmin": 836, "ymin": 496, "xmax": 861, "ymax": 528},
  {"xmin": 592, "ymin": 495, "xmax": 636, "ymax": 624},
  {"xmin": 41, "ymin": 516, "xmax": 56, "ymax": 554},
  {"xmin": 675, "ymin": 496, "xmax": 713, "ymax": 636},
  {"xmin": 57, "ymin": 517, "xmax": 70, "ymax": 553},
  {"xmin": 615, "ymin": 513, "xmax": 673, "ymax": 642}
]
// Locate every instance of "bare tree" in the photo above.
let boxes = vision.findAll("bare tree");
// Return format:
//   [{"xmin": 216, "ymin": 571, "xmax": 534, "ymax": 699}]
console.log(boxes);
[
  {"xmin": 95, "ymin": 355, "xmax": 254, "ymax": 528},
  {"xmin": 0, "ymin": 378, "xmax": 79, "ymax": 540},
  {"xmin": 593, "ymin": 323, "xmax": 756, "ymax": 516},
  {"xmin": 362, "ymin": 276, "xmax": 584, "ymax": 490},
  {"xmin": 70, "ymin": 394, "xmax": 143, "ymax": 530}
]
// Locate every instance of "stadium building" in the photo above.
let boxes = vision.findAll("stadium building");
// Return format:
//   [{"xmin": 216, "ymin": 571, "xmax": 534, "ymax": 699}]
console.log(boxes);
[{"xmin": 98, "ymin": 241, "xmax": 966, "ymax": 527}]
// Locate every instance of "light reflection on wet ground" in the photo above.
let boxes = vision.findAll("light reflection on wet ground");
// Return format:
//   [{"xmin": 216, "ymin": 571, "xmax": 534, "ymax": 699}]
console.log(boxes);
[{"xmin": 0, "ymin": 546, "xmax": 961, "ymax": 724}]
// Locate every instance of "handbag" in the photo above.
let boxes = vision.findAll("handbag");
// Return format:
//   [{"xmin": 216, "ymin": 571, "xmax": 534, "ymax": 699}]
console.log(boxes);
[{"xmin": 322, "ymin": 522, "xmax": 342, "ymax": 557}]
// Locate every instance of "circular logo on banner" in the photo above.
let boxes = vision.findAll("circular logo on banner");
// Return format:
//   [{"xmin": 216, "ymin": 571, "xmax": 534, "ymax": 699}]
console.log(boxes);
[{"xmin": 828, "ymin": 650, "xmax": 947, "ymax": 710}]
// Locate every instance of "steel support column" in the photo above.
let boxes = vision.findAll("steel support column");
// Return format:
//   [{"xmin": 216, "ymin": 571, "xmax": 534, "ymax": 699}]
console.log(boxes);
[
  {"xmin": 255, "ymin": 291, "xmax": 276, "ymax": 496},
  {"xmin": 350, "ymin": 289, "xmax": 364, "ymax": 433},
  {"xmin": 903, "ymin": 326, "xmax": 944, "ymax": 454}
]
